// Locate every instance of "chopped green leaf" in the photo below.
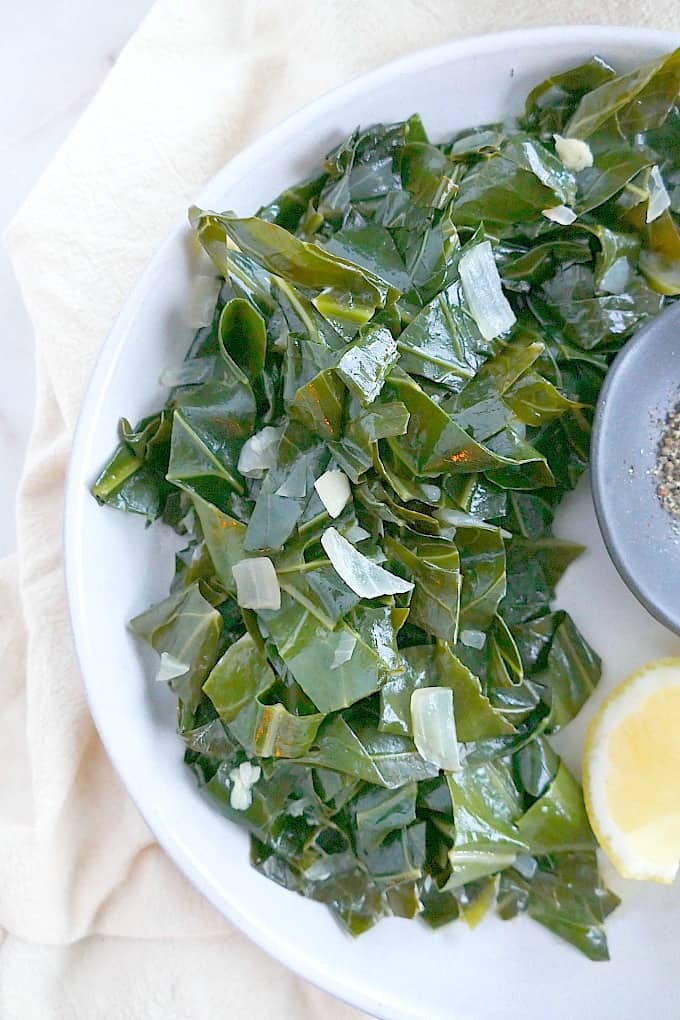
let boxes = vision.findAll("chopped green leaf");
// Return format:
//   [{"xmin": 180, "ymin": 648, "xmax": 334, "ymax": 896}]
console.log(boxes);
[{"xmin": 96, "ymin": 51, "xmax": 680, "ymax": 958}]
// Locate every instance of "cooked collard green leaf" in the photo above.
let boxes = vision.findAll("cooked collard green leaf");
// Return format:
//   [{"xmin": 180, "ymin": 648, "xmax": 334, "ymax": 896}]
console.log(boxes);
[{"xmin": 95, "ymin": 49, "xmax": 680, "ymax": 958}]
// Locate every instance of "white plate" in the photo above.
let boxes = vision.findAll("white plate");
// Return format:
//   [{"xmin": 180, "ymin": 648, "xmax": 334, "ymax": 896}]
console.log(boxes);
[{"xmin": 66, "ymin": 27, "xmax": 680, "ymax": 1020}]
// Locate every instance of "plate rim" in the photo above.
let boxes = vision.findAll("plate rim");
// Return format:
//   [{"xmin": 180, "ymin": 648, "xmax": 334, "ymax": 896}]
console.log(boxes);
[{"xmin": 64, "ymin": 24, "xmax": 680, "ymax": 1020}]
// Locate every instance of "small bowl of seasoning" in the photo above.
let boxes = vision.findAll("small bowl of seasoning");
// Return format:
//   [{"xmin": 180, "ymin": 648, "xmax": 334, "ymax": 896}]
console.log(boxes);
[{"xmin": 591, "ymin": 301, "xmax": 680, "ymax": 634}]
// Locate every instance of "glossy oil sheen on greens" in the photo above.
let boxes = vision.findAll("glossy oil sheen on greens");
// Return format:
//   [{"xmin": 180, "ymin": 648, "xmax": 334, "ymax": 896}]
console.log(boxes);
[{"xmin": 92, "ymin": 50, "xmax": 680, "ymax": 960}]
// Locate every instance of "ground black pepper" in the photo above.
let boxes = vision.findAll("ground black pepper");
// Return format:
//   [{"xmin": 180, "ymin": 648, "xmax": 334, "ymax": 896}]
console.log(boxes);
[{"xmin": 655, "ymin": 403, "xmax": 680, "ymax": 519}]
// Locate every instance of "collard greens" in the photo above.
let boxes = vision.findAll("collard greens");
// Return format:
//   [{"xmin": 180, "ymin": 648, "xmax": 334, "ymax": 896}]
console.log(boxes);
[{"xmin": 93, "ymin": 51, "xmax": 680, "ymax": 959}]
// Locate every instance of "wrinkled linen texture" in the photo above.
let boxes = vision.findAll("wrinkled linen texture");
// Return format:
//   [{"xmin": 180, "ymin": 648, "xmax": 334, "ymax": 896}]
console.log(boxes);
[{"xmin": 1, "ymin": 1, "xmax": 679, "ymax": 1016}]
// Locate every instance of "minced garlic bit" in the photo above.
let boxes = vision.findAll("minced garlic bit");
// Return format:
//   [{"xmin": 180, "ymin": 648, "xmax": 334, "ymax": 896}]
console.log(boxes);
[
  {"xmin": 229, "ymin": 761, "xmax": 262, "ymax": 811},
  {"xmin": 554, "ymin": 134, "xmax": 594, "ymax": 172}
]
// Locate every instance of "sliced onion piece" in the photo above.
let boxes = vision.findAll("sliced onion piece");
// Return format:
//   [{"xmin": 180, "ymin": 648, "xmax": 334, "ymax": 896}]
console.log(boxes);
[
  {"xmin": 237, "ymin": 426, "xmax": 284, "ymax": 478},
  {"xmin": 514, "ymin": 854, "xmax": 538, "ymax": 880},
  {"xmin": 646, "ymin": 165, "xmax": 670, "ymax": 223},
  {"xmin": 459, "ymin": 241, "xmax": 516, "ymax": 341},
  {"xmin": 232, "ymin": 557, "xmax": 281, "ymax": 610},
  {"xmin": 554, "ymin": 135, "xmax": 593, "ymax": 172},
  {"xmin": 411, "ymin": 687, "xmax": 461, "ymax": 772},
  {"xmin": 314, "ymin": 469, "xmax": 351, "ymax": 518},
  {"xmin": 320, "ymin": 527, "xmax": 413, "ymax": 599},
  {"xmin": 460, "ymin": 629, "xmax": 486, "ymax": 650},
  {"xmin": 184, "ymin": 275, "xmax": 221, "ymax": 328},
  {"xmin": 542, "ymin": 204, "xmax": 577, "ymax": 225}
]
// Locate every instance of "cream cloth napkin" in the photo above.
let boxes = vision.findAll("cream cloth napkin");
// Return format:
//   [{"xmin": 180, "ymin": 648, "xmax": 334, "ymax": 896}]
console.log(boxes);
[{"xmin": 2, "ymin": 1, "xmax": 680, "ymax": 1017}]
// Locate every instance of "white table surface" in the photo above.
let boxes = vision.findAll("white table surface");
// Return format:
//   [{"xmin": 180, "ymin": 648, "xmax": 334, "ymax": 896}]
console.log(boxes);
[{"xmin": 0, "ymin": 0, "xmax": 156, "ymax": 558}]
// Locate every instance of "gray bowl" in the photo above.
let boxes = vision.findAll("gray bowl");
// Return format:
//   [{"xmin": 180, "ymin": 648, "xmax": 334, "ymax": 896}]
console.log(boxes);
[{"xmin": 591, "ymin": 301, "xmax": 680, "ymax": 634}]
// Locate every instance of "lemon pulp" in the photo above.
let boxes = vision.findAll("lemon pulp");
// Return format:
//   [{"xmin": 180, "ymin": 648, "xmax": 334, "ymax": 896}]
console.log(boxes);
[{"xmin": 583, "ymin": 659, "xmax": 680, "ymax": 883}]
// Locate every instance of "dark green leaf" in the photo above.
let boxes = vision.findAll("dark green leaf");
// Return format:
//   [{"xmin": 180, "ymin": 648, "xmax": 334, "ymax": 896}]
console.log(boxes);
[
  {"xmin": 526, "ymin": 852, "xmax": 616, "ymax": 961},
  {"xmin": 167, "ymin": 377, "xmax": 256, "ymax": 501},
  {"xmin": 218, "ymin": 298, "xmax": 266, "ymax": 381},
  {"xmin": 383, "ymin": 535, "xmax": 461, "ymax": 642},
  {"xmin": 191, "ymin": 208, "xmax": 398, "ymax": 324},
  {"xmin": 258, "ymin": 172, "xmax": 327, "ymax": 231},
  {"xmin": 537, "ymin": 264, "xmax": 662, "ymax": 350},
  {"xmin": 295, "ymin": 716, "xmax": 438, "ymax": 788},
  {"xmin": 523, "ymin": 57, "xmax": 616, "ymax": 137},
  {"xmin": 353, "ymin": 783, "xmax": 418, "ymax": 851},
  {"xmin": 576, "ymin": 147, "xmax": 653, "ymax": 214},
  {"xmin": 263, "ymin": 597, "xmax": 403, "ymax": 714},
  {"xmin": 453, "ymin": 138, "xmax": 571, "ymax": 232},
  {"xmin": 379, "ymin": 643, "xmax": 504, "ymax": 742},
  {"xmin": 436, "ymin": 642, "xmax": 514, "ymax": 740},
  {"xmin": 335, "ymin": 323, "xmax": 399, "ymax": 404},
  {"xmin": 203, "ymin": 634, "xmax": 324, "ymax": 757},
  {"xmin": 514, "ymin": 735, "xmax": 559, "ymax": 798},
  {"xmin": 536, "ymin": 612, "xmax": 601, "ymax": 730},
  {"xmin": 325, "ymin": 224, "xmax": 411, "ymax": 290},
  {"xmin": 518, "ymin": 762, "xmax": 595, "ymax": 853},
  {"xmin": 96, "ymin": 56, "xmax": 680, "ymax": 953},
  {"xmin": 92, "ymin": 412, "xmax": 172, "ymax": 520},
  {"xmin": 191, "ymin": 495, "xmax": 247, "ymax": 594},
  {"xmin": 566, "ymin": 48, "xmax": 680, "ymax": 138},
  {"xmin": 131, "ymin": 584, "xmax": 222, "ymax": 711},
  {"xmin": 504, "ymin": 372, "xmax": 579, "ymax": 426},
  {"xmin": 457, "ymin": 525, "xmax": 506, "ymax": 632},
  {"xmin": 445, "ymin": 761, "xmax": 527, "ymax": 888},
  {"xmin": 396, "ymin": 285, "xmax": 491, "ymax": 389},
  {"xmin": 400, "ymin": 142, "xmax": 457, "ymax": 209}
]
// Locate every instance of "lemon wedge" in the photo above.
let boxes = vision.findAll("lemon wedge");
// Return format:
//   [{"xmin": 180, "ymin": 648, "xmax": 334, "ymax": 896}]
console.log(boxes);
[{"xmin": 583, "ymin": 658, "xmax": 680, "ymax": 883}]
